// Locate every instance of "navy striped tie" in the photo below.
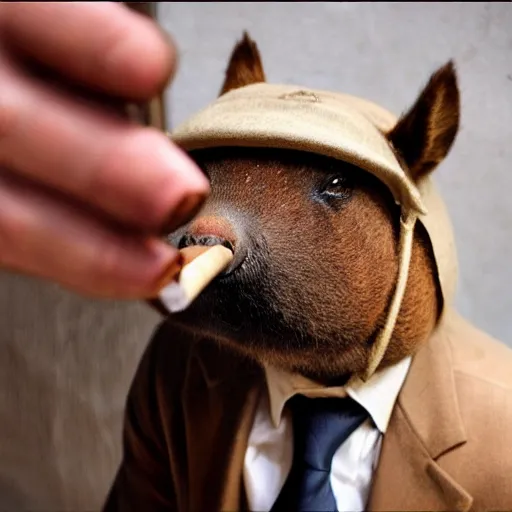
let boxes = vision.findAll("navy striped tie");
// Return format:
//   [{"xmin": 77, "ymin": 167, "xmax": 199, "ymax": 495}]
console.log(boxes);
[{"xmin": 270, "ymin": 394, "xmax": 369, "ymax": 512}]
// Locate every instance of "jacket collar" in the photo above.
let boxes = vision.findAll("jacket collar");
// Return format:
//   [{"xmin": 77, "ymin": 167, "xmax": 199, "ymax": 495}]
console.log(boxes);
[{"xmin": 264, "ymin": 356, "xmax": 411, "ymax": 432}]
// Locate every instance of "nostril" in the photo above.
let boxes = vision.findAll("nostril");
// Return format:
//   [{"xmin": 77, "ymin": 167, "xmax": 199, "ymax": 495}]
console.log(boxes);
[
  {"xmin": 178, "ymin": 233, "xmax": 235, "ymax": 254},
  {"xmin": 219, "ymin": 239, "xmax": 235, "ymax": 253},
  {"xmin": 177, "ymin": 233, "xmax": 195, "ymax": 250},
  {"xmin": 178, "ymin": 216, "xmax": 244, "ymax": 276}
]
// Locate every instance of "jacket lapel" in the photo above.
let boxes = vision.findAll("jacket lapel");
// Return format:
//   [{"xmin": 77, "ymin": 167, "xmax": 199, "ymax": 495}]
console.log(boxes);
[
  {"xmin": 182, "ymin": 339, "xmax": 262, "ymax": 512},
  {"xmin": 368, "ymin": 310, "xmax": 473, "ymax": 511}
]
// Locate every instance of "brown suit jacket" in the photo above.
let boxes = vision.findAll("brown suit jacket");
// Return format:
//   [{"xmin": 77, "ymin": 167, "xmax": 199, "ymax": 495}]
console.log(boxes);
[{"xmin": 103, "ymin": 309, "xmax": 512, "ymax": 512}]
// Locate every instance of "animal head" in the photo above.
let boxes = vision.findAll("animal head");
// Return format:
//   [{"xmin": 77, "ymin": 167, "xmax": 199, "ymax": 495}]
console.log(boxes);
[{"xmin": 165, "ymin": 33, "xmax": 460, "ymax": 383}]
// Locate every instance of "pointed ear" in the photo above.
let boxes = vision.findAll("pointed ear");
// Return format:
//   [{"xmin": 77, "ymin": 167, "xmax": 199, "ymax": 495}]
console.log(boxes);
[
  {"xmin": 219, "ymin": 32, "xmax": 266, "ymax": 96},
  {"xmin": 387, "ymin": 61, "xmax": 460, "ymax": 182}
]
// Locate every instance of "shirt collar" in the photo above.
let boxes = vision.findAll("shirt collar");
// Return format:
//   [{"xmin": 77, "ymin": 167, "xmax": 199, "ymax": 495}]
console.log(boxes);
[{"xmin": 264, "ymin": 356, "xmax": 411, "ymax": 433}]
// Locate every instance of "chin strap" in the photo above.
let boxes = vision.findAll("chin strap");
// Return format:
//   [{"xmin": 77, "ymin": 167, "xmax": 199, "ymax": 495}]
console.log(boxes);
[{"xmin": 363, "ymin": 210, "xmax": 418, "ymax": 381}]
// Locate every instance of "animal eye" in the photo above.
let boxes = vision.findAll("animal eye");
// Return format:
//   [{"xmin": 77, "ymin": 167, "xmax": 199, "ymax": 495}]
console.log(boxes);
[{"xmin": 320, "ymin": 175, "xmax": 353, "ymax": 200}]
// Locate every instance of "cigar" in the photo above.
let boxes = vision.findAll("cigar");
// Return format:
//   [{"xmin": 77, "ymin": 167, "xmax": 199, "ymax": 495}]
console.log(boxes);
[{"xmin": 156, "ymin": 245, "xmax": 234, "ymax": 313}]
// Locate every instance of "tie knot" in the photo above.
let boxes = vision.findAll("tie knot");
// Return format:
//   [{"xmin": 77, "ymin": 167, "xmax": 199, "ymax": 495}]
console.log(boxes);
[{"xmin": 287, "ymin": 394, "xmax": 368, "ymax": 471}]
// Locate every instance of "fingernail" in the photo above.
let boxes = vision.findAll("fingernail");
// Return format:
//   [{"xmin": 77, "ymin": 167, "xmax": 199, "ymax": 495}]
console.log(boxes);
[
  {"xmin": 156, "ymin": 137, "xmax": 209, "ymax": 191},
  {"xmin": 162, "ymin": 192, "xmax": 206, "ymax": 235}
]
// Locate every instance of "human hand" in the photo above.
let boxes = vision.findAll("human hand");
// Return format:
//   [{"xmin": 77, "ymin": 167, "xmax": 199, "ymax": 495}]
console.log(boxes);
[{"xmin": 0, "ymin": 2, "xmax": 209, "ymax": 299}]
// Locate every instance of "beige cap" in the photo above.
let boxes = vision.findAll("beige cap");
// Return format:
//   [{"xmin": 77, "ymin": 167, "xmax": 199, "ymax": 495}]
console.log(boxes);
[{"xmin": 171, "ymin": 82, "xmax": 458, "ymax": 377}]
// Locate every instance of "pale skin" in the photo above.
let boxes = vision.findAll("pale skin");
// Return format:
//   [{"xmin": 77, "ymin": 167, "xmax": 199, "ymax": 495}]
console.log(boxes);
[{"xmin": 0, "ymin": 2, "xmax": 210, "ymax": 299}]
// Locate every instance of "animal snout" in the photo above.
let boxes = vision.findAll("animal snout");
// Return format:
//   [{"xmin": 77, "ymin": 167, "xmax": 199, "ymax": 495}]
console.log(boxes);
[{"xmin": 176, "ymin": 216, "xmax": 246, "ymax": 276}]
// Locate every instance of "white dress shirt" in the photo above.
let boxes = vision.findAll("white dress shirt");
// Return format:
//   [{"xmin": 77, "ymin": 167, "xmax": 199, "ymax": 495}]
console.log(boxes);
[{"xmin": 243, "ymin": 356, "xmax": 411, "ymax": 512}]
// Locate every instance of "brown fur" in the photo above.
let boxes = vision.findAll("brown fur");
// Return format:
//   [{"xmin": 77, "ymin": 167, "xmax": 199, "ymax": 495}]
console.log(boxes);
[
  {"xmin": 219, "ymin": 32, "xmax": 266, "ymax": 96},
  {"xmin": 165, "ymin": 34, "xmax": 459, "ymax": 384},
  {"xmin": 388, "ymin": 61, "xmax": 460, "ymax": 181}
]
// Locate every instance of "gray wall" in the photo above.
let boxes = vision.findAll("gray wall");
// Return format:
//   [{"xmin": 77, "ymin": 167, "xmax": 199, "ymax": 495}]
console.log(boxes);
[{"xmin": 0, "ymin": 3, "xmax": 510, "ymax": 510}]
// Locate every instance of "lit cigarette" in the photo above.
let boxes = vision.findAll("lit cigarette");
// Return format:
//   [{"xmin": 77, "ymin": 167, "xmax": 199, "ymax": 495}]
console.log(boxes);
[{"xmin": 158, "ymin": 245, "xmax": 234, "ymax": 313}]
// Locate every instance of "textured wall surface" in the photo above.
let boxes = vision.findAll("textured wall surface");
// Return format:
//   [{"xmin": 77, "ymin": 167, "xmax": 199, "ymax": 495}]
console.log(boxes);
[{"xmin": 0, "ymin": 3, "xmax": 510, "ymax": 510}]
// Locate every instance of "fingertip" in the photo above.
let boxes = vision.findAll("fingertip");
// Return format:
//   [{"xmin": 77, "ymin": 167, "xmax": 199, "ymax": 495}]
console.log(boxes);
[
  {"xmin": 0, "ymin": 2, "xmax": 178, "ymax": 100},
  {"xmin": 103, "ymin": 237, "xmax": 182, "ymax": 299},
  {"xmin": 148, "ymin": 241, "xmax": 184, "ymax": 295},
  {"xmin": 105, "ymin": 14, "xmax": 178, "ymax": 99},
  {"xmin": 150, "ymin": 137, "xmax": 211, "ymax": 230},
  {"xmin": 123, "ymin": 129, "xmax": 210, "ymax": 231}
]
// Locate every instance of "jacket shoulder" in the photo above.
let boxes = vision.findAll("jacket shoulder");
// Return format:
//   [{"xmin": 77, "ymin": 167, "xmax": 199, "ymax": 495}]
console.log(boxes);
[
  {"xmin": 440, "ymin": 313, "xmax": 512, "ymax": 508},
  {"xmin": 138, "ymin": 319, "xmax": 198, "ymax": 392},
  {"xmin": 140, "ymin": 319, "xmax": 259, "ymax": 395},
  {"xmin": 446, "ymin": 311, "xmax": 512, "ymax": 390}
]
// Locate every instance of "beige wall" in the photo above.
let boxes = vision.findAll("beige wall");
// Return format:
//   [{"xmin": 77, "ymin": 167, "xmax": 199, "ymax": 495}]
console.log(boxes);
[{"xmin": 0, "ymin": 3, "xmax": 510, "ymax": 510}]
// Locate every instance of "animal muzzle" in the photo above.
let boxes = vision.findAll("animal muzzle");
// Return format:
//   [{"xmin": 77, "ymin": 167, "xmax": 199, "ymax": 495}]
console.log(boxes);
[{"xmin": 174, "ymin": 215, "xmax": 248, "ymax": 277}]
